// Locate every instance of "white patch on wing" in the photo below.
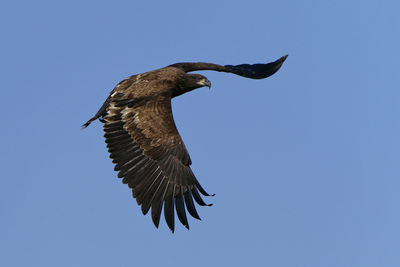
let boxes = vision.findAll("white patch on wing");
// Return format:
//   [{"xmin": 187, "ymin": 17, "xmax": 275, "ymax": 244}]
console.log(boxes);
[
  {"xmin": 108, "ymin": 102, "xmax": 119, "ymax": 116},
  {"xmin": 121, "ymin": 107, "xmax": 139, "ymax": 122},
  {"xmin": 121, "ymin": 107, "xmax": 129, "ymax": 115},
  {"xmin": 133, "ymin": 112, "xmax": 141, "ymax": 124}
]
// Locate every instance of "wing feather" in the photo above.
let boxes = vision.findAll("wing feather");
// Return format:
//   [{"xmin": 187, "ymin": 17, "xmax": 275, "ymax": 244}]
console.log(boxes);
[
  {"xmin": 175, "ymin": 189, "xmax": 189, "ymax": 229},
  {"xmin": 151, "ymin": 199, "xmax": 163, "ymax": 228},
  {"xmin": 102, "ymin": 96, "xmax": 211, "ymax": 232},
  {"xmin": 184, "ymin": 190, "xmax": 201, "ymax": 220},
  {"xmin": 192, "ymin": 186, "xmax": 212, "ymax": 207},
  {"xmin": 163, "ymin": 184, "xmax": 175, "ymax": 232}
]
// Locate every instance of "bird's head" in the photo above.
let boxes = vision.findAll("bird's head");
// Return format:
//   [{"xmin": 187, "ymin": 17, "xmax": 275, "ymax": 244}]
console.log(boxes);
[
  {"xmin": 174, "ymin": 74, "xmax": 211, "ymax": 97},
  {"xmin": 185, "ymin": 74, "xmax": 211, "ymax": 89},
  {"xmin": 195, "ymin": 75, "xmax": 212, "ymax": 89}
]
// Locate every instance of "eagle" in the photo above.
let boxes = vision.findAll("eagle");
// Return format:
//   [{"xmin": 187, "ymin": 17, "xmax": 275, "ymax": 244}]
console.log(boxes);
[{"xmin": 83, "ymin": 55, "xmax": 288, "ymax": 232}]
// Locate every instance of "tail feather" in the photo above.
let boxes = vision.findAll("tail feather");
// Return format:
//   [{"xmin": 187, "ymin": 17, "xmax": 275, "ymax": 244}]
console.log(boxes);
[
  {"xmin": 81, "ymin": 96, "xmax": 111, "ymax": 129},
  {"xmin": 82, "ymin": 116, "xmax": 98, "ymax": 129}
]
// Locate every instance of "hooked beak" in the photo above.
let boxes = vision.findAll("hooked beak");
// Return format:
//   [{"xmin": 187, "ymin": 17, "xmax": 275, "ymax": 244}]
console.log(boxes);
[{"xmin": 199, "ymin": 78, "xmax": 211, "ymax": 89}]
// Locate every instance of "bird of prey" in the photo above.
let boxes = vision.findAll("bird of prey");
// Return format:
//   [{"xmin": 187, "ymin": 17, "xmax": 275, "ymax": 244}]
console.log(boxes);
[{"xmin": 83, "ymin": 55, "xmax": 288, "ymax": 232}]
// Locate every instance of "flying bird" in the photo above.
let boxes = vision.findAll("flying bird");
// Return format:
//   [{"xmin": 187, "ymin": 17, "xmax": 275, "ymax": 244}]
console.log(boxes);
[{"xmin": 83, "ymin": 55, "xmax": 288, "ymax": 232}]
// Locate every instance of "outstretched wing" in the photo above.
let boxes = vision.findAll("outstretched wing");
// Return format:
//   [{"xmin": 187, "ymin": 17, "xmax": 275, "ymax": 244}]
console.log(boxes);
[
  {"xmin": 169, "ymin": 55, "xmax": 288, "ymax": 79},
  {"xmin": 104, "ymin": 95, "xmax": 211, "ymax": 232}
]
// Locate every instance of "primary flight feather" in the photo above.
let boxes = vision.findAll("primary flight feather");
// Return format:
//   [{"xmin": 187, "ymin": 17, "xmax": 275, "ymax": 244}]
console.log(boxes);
[{"xmin": 83, "ymin": 55, "xmax": 288, "ymax": 232}]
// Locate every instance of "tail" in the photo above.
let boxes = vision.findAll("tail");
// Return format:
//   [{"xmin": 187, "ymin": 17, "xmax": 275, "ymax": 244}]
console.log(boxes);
[
  {"xmin": 81, "ymin": 96, "xmax": 111, "ymax": 129},
  {"xmin": 81, "ymin": 116, "xmax": 98, "ymax": 129}
]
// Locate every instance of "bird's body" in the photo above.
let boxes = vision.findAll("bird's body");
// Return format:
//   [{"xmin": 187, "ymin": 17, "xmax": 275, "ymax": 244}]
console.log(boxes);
[{"xmin": 83, "ymin": 55, "xmax": 287, "ymax": 232}]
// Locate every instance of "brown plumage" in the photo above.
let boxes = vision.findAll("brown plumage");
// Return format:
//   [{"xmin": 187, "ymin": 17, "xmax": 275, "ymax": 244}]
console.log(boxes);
[{"xmin": 83, "ymin": 55, "xmax": 288, "ymax": 232}]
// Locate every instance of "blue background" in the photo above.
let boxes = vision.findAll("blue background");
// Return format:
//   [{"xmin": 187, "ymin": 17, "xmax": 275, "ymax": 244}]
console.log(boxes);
[{"xmin": 2, "ymin": 0, "xmax": 399, "ymax": 266}]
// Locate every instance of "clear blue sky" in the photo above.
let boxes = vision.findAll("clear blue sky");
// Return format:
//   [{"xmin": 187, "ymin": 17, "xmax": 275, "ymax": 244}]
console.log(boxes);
[{"xmin": 2, "ymin": 0, "xmax": 399, "ymax": 266}]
